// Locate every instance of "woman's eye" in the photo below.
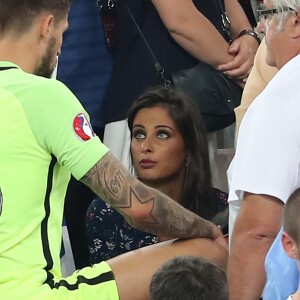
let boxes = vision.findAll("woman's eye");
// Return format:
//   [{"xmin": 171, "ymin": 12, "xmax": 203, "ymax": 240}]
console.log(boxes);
[
  {"xmin": 133, "ymin": 131, "xmax": 145, "ymax": 139},
  {"xmin": 157, "ymin": 131, "xmax": 169, "ymax": 139}
]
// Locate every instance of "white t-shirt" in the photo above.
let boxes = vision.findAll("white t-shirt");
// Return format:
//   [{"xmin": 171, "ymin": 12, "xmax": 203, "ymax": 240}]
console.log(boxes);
[
  {"xmin": 286, "ymin": 296, "xmax": 293, "ymax": 300},
  {"xmin": 227, "ymin": 54, "xmax": 300, "ymax": 236}
]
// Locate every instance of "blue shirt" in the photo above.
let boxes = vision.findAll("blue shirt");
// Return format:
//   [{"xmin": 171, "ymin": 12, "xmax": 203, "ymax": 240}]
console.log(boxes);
[
  {"xmin": 57, "ymin": 0, "xmax": 113, "ymax": 128},
  {"xmin": 264, "ymin": 228, "xmax": 299, "ymax": 300}
]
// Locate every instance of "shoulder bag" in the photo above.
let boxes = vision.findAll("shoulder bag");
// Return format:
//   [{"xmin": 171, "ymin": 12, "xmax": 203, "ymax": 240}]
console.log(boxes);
[{"xmin": 125, "ymin": 0, "xmax": 242, "ymax": 132}]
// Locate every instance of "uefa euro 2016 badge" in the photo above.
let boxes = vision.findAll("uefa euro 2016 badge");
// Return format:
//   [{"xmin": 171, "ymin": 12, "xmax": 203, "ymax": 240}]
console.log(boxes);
[{"xmin": 73, "ymin": 113, "xmax": 95, "ymax": 141}]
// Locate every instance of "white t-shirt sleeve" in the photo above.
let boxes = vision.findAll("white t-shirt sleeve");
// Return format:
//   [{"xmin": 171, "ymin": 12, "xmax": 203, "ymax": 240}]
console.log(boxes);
[{"xmin": 228, "ymin": 92, "xmax": 300, "ymax": 206}]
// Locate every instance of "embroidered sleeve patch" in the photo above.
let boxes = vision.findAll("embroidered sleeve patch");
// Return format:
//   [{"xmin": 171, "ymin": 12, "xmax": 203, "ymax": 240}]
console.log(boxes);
[{"xmin": 73, "ymin": 113, "xmax": 95, "ymax": 141}]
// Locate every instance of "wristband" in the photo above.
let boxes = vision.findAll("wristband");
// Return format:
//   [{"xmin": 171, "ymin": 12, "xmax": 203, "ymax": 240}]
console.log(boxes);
[{"xmin": 238, "ymin": 29, "xmax": 261, "ymax": 44}]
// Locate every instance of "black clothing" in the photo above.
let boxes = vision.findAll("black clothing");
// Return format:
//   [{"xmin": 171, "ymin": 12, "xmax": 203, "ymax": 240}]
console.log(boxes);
[{"xmin": 103, "ymin": 0, "xmax": 230, "ymax": 124}]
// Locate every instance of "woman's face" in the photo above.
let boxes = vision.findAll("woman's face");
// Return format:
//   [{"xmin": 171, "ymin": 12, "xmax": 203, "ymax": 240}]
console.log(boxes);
[{"xmin": 130, "ymin": 106, "xmax": 186, "ymax": 184}]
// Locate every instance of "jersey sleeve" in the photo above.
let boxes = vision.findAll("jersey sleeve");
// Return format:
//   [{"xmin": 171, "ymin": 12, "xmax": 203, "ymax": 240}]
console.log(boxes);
[{"xmin": 21, "ymin": 78, "xmax": 109, "ymax": 180}]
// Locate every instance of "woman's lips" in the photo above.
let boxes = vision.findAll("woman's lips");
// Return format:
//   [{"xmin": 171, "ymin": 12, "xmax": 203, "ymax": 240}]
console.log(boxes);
[{"xmin": 139, "ymin": 159, "xmax": 157, "ymax": 169}]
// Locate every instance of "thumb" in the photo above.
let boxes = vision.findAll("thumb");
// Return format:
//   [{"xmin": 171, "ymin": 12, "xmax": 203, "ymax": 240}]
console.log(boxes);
[{"xmin": 228, "ymin": 40, "xmax": 241, "ymax": 54}]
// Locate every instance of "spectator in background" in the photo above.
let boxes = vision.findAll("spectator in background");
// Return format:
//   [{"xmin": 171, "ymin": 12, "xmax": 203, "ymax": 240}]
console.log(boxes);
[
  {"xmin": 227, "ymin": 0, "xmax": 300, "ymax": 299},
  {"xmin": 56, "ymin": 0, "xmax": 113, "ymax": 268},
  {"xmin": 231, "ymin": 36, "xmax": 299, "ymax": 300},
  {"xmin": 103, "ymin": 0, "xmax": 259, "ymax": 167},
  {"xmin": 281, "ymin": 188, "xmax": 300, "ymax": 300},
  {"xmin": 150, "ymin": 255, "xmax": 229, "ymax": 300}
]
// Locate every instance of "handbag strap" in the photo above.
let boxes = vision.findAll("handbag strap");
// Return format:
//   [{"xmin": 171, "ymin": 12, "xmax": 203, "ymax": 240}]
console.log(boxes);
[{"xmin": 124, "ymin": 1, "xmax": 171, "ymax": 86}]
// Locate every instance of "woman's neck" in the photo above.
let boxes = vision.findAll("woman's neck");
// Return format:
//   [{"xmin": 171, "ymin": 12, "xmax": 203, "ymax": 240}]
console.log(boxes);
[{"xmin": 143, "ymin": 177, "xmax": 184, "ymax": 203}]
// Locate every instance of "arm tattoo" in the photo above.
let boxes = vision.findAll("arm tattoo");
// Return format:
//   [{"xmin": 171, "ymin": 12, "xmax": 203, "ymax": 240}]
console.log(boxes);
[
  {"xmin": 102, "ymin": 160, "xmax": 126, "ymax": 200},
  {"xmin": 81, "ymin": 152, "xmax": 129, "ymax": 207},
  {"xmin": 81, "ymin": 152, "xmax": 215, "ymax": 240}
]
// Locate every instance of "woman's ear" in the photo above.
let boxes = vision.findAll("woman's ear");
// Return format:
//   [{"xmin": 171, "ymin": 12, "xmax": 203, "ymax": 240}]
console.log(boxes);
[{"xmin": 281, "ymin": 231, "xmax": 299, "ymax": 259}]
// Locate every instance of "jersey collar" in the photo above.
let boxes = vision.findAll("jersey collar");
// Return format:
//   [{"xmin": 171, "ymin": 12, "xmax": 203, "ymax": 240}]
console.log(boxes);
[{"xmin": 0, "ymin": 61, "xmax": 20, "ymax": 70}]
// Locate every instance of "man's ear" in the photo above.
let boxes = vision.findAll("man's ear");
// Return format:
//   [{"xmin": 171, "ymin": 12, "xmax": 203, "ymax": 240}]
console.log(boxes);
[
  {"xmin": 290, "ymin": 12, "xmax": 300, "ymax": 39},
  {"xmin": 281, "ymin": 231, "xmax": 299, "ymax": 259},
  {"xmin": 40, "ymin": 15, "xmax": 54, "ymax": 41}
]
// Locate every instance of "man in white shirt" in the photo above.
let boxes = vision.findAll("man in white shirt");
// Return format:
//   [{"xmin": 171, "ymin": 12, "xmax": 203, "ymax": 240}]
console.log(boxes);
[{"xmin": 227, "ymin": 0, "xmax": 300, "ymax": 299}]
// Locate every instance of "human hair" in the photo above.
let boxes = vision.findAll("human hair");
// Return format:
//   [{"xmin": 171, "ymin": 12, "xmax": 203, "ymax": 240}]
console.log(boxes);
[
  {"xmin": 270, "ymin": 0, "xmax": 300, "ymax": 31},
  {"xmin": 127, "ymin": 86, "xmax": 216, "ymax": 220},
  {"xmin": 283, "ymin": 188, "xmax": 300, "ymax": 245},
  {"xmin": 0, "ymin": 0, "xmax": 72, "ymax": 34},
  {"xmin": 150, "ymin": 255, "xmax": 228, "ymax": 300}
]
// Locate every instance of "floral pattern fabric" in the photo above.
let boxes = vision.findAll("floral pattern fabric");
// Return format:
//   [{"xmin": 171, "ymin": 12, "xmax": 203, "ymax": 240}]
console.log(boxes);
[{"xmin": 86, "ymin": 189, "xmax": 228, "ymax": 264}]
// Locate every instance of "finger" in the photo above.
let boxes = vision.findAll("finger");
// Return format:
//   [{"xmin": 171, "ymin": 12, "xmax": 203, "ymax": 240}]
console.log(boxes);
[
  {"xmin": 218, "ymin": 59, "xmax": 243, "ymax": 72},
  {"xmin": 228, "ymin": 39, "xmax": 241, "ymax": 54},
  {"xmin": 223, "ymin": 61, "xmax": 252, "ymax": 79}
]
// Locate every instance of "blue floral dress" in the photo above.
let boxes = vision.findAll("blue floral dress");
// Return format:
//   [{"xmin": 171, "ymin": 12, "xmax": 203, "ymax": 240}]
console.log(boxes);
[{"xmin": 86, "ymin": 190, "xmax": 228, "ymax": 264}]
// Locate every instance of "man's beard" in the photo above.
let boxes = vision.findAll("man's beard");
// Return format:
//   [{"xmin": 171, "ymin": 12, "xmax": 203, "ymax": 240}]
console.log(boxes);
[{"xmin": 34, "ymin": 37, "xmax": 57, "ymax": 78}]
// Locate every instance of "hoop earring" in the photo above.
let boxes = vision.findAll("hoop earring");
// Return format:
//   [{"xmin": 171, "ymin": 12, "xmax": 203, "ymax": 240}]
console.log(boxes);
[{"xmin": 185, "ymin": 157, "xmax": 189, "ymax": 175}]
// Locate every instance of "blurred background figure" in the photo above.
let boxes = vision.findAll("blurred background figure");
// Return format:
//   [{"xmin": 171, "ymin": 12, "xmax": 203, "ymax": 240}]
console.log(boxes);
[
  {"xmin": 281, "ymin": 188, "xmax": 300, "ymax": 300},
  {"xmin": 150, "ymin": 255, "xmax": 229, "ymax": 300},
  {"xmin": 103, "ymin": 0, "xmax": 258, "ymax": 131}
]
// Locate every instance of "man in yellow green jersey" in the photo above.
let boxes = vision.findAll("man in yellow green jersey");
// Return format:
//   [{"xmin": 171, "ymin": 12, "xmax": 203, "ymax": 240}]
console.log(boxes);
[{"xmin": 0, "ymin": 1, "xmax": 227, "ymax": 299}]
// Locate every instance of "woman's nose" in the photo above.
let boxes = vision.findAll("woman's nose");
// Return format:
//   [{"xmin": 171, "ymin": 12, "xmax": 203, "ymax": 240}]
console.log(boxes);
[{"xmin": 141, "ymin": 138, "xmax": 153, "ymax": 153}]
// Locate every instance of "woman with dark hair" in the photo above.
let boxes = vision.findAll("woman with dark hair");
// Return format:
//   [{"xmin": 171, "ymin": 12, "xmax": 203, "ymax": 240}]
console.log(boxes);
[{"xmin": 86, "ymin": 87, "xmax": 228, "ymax": 263}]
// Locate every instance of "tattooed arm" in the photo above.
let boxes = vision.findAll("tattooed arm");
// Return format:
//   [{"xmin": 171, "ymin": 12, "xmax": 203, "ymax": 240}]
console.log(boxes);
[{"xmin": 81, "ymin": 152, "xmax": 222, "ymax": 240}]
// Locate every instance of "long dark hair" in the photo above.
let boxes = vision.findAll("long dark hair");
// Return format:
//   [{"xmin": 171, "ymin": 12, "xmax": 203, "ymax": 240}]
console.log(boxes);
[{"xmin": 127, "ymin": 86, "xmax": 216, "ymax": 219}]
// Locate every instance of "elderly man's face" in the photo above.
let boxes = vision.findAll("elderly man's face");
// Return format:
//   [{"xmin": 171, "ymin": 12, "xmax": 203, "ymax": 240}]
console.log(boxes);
[{"xmin": 257, "ymin": 0, "xmax": 293, "ymax": 69}]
